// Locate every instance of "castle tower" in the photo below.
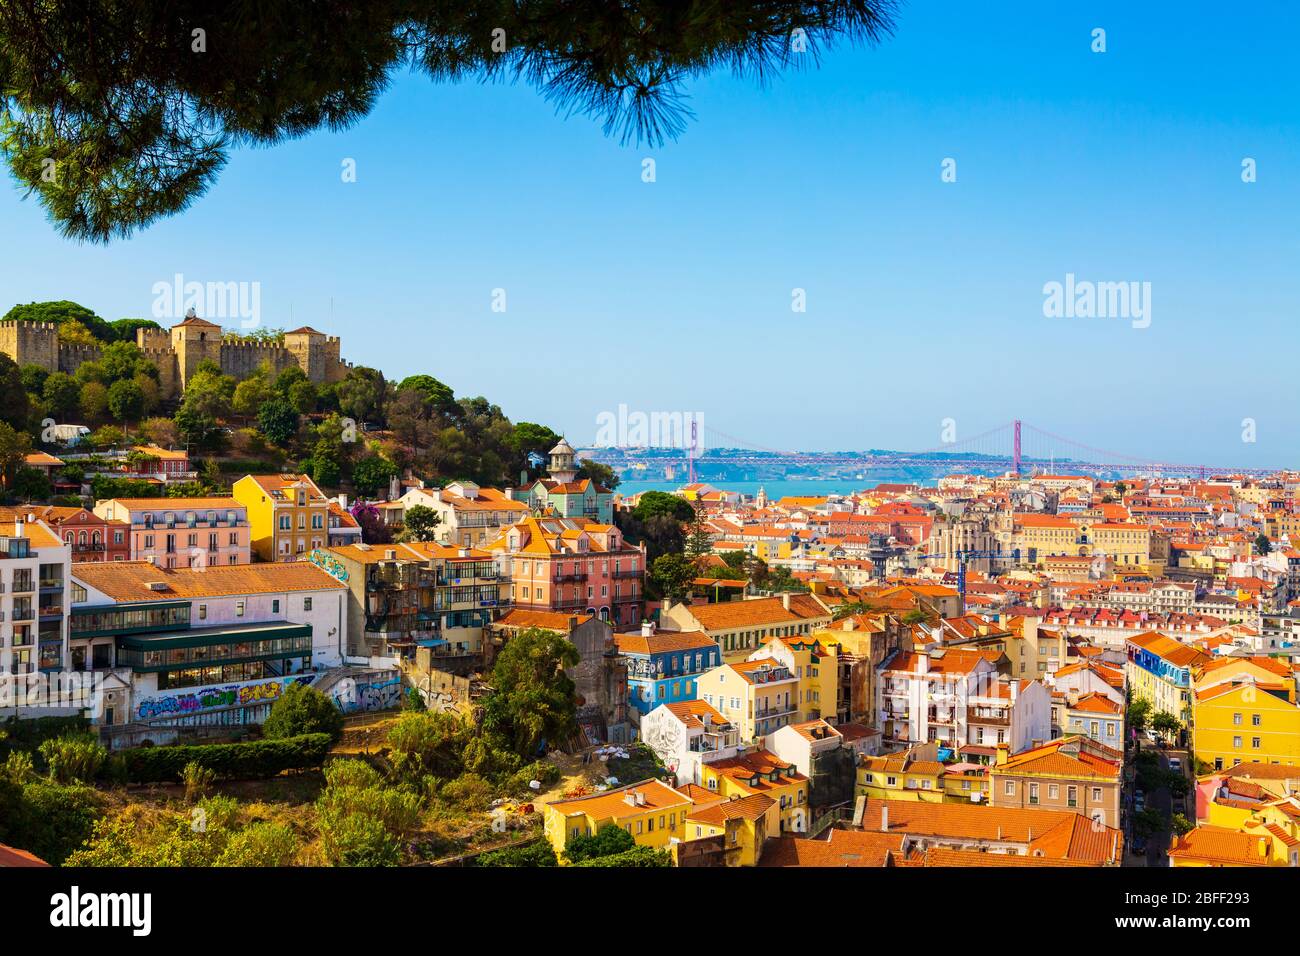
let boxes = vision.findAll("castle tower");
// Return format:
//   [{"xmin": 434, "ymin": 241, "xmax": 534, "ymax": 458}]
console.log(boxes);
[
  {"xmin": 170, "ymin": 311, "xmax": 223, "ymax": 391},
  {"xmin": 284, "ymin": 326, "xmax": 328, "ymax": 383},
  {"xmin": 548, "ymin": 438, "xmax": 578, "ymax": 483},
  {"xmin": 756, "ymin": 485, "xmax": 768, "ymax": 508}
]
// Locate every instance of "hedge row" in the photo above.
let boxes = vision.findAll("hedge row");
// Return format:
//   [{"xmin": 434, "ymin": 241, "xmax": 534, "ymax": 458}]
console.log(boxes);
[{"xmin": 121, "ymin": 733, "xmax": 332, "ymax": 783}]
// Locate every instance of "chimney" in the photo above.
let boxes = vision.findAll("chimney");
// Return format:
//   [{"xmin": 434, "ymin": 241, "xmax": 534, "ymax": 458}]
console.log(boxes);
[
  {"xmin": 781, "ymin": 593, "xmax": 791, "ymax": 611},
  {"xmin": 13, "ymin": 518, "xmax": 22, "ymax": 538},
  {"xmin": 995, "ymin": 743, "xmax": 1010, "ymax": 766},
  {"xmin": 635, "ymin": 791, "xmax": 646, "ymax": 806},
  {"xmin": 504, "ymin": 487, "xmax": 514, "ymax": 500},
  {"xmin": 385, "ymin": 549, "xmax": 397, "ymax": 560},
  {"xmin": 624, "ymin": 792, "xmax": 637, "ymax": 807},
  {"xmin": 917, "ymin": 653, "xmax": 929, "ymax": 675},
  {"xmin": 880, "ymin": 804, "xmax": 889, "ymax": 831},
  {"xmin": 568, "ymin": 616, "xmax": 578, "ymax": 632}
]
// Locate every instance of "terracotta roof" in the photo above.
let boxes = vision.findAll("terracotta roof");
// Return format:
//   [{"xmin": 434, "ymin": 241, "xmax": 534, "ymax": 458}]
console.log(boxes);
[
  {"xmin": 71, "ymin": 560, "xmax": 345, "ymax": 601},
  {"xmin": 759, "ymin": 828, "xmax": 905, "ymax": 867},
  {"xmin": 546, "ymin": 778, "xmax": 690, "ymax": 821},
  {"xmin": 687, "ymin": 793, "xmax": 775, "ymax": 825},
  {"xmin": 0, "ymin": 842, "xmax": 48, "ymax": 867},
  {"xmin": 614, "ymin": 629, "xmax": 717, "ymax": 656},
  {"xmin": 492, "ymin": 608, "xmax": 593, "ymax": 632},
  {"xmin": 1168, "ymin": 826, "xmax": 1273, "ymax": 866},
  {"xmin": 677, "ymin": 595, "xmax": 829, "ymax": 631}
]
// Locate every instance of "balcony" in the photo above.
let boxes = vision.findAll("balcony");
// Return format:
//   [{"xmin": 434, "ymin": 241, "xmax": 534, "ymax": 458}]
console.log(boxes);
[
  {"xmin": 755, "ymin": 703, "xmax": 795, "ymax": 719},
  {"xmin": 612, "ymin": 568, "xmax": 641, "ymax": 579},
  {"xmin": 968, "ymin": 709, "xmax": 1010, "ymax": 726},
  {"xmin": 554, "ymin": 572, "xmax": 588, "ymax": 583}
]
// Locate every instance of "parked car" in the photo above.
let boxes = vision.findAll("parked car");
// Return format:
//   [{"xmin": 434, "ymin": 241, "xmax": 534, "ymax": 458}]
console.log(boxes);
[
  {"xmin": 1168, "ymin": 756, "xmax": 1183, "ymax": 773},
  {"xmin": 1134, "ymin": 791, "xmax": 1146, "ymax": 812}
]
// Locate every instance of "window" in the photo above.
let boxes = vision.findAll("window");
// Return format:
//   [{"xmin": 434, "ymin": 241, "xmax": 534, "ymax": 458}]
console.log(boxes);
[
  {"xmin": 236, "ymin": 601, "xmax": 245, "ymax": 617},
  {"xmin": 1233, "ymin": 736, "xmax": 1242, "ymax": 749},
  {"xmin": 272, "ymin": 599, "xmax": 280, "ymax": 614},
  {"xmin": 1233, "ymin": 713, "xmax": 1242, "ymax": 726},
  {"xmin": 197, "ymin": 604, "xmax": 207, "ymax": 620},
  {"xmin": 304, "ymin": 597, "xmax": 312, "ymax": 611},
  {"xmin": 1252, "ymin": 714, "xmax": 1262, "ymax": 727},
  {"xmin": 1004, "ymin": 780, "xmax": 1015, "ymax": 796},
  {"xmin": 1252, "ymin": 737, "xmax": 1261, "ymax": 749},
  {"xmin": 1028, "ymin": 783, "xmax": 1039, "ymax": 805}
]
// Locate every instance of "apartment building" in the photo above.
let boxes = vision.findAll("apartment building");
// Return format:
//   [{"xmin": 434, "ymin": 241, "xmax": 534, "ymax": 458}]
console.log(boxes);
[
  {"xmin": 93, "ymin": 498, "xmax": 250, "ymax": 567},
  {"xmin": 399, "ymin": 480, "xmax": 529, "ymax": 548},
  {"xmin": 640, "ymin": 699, "xmax": 742, "ymax": 785},
  {"xmin": 696, "ymin": 658, "xmax": 800, "ymax": 744},
  {"xmin": 490, "ymin": 515, "xmax": 644, "ymax": 629},
  {"xmin": 232, "ymin": 474, "xmax": 329, "ymax": 562},
  {"xmin": 615, "ymin": 624, "xmax": 720, "ymax": 721},
  {"xmin": 69, "ymin": 560, "xmax": 348, "ymax": 726},
  {"xmin": 24, "ymin": 505, "xmax": 131, "ymax": 563},
  {"xmin": 0, "ymin": 512, "xmax": 71, "ymax": 678},
  {"xmin": 661, "ymin": 593, "xmax": 832, "ymax": 662},
  {"xmin": 311, "ymin": 542, "xmax": 505, "ymax": 659},
  {"xmin": 543, "ymin": 779, "xmax": 693, "ymax": 857},
  {"xmin": 989, "ymin": 735, "xmax": 1123, "ymax": 829},
  {"xmin": 1125, "ymin": 630, "xmax": 1212, "ymax": 727}
]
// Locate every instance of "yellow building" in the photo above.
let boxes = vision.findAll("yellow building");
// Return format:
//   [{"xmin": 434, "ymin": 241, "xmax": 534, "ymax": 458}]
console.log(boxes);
[
  {"xmin": 683, "ymin": 793, "xmax": 778, "ymax": 866},
  {"xmin": 748, "ymin": 635, "xmax": 839, "ymax": 723},
  {"xmin": 1192, "ymin": 679, "xmax": 1300, "ymax": 771},
  {"xmin": 855, "ymin": 744, "xmax": 989, "ymax": 804},
  {"xmin": 698, "ymin": 750, "xmax": 810, "ymax": 832},
  {"xmin": 1125, "ymin": 631, "xmax": 1210, "ymax": 727},
  {"xmin": 697, "ymin": 658, "xmax": 799, "ymax": 743},
  {"xmin": 232, "ymin": 473, "xmax": 329, "ymax": 562},
  {"xmin": 541, "ymin": 778, "xmax": 692, "ymax": 859},
  {"xmin": 1088, "ymin": 522, "xmax": 1152, "ymax": 569},
  {"xmin": 1169, "ymin": 823, "xmax": 1297, "ymax": 867}
]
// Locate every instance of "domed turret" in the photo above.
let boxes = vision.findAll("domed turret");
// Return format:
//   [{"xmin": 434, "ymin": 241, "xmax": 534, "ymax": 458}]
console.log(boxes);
[{"xmin": 548, "ymin": 438, "xmax": 577, "ymax": 483}]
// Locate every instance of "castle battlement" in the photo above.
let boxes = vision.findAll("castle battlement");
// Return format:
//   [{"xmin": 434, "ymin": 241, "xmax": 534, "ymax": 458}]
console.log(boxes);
[{"xmin": 1, "ymin": 314, "xmax": 351, "ymax": 398}]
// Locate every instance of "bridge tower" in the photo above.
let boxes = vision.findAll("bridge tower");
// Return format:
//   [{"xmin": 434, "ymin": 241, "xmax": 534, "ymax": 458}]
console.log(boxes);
[
  {"xmin": 688, "ymin": 418, "xmax": 698, "ymax": 485},
  {"xmin": 1013, "ymin": 419, "xmax": 1022, "ymax": 475}
]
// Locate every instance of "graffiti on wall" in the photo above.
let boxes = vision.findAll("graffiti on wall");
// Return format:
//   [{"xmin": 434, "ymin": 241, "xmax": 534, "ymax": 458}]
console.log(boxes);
[
  {"xmin": 136, "ymin": 674, "xmax": 318, "ymax": 722},
  {"xmin": 330, "ymin": 673, "xmax": 403, "ymax": 714}
]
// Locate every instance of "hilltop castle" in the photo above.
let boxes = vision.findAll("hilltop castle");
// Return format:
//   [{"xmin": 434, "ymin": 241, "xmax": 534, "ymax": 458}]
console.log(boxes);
[{"xmin": 0, "ymin": 313, "xmax": 350, "ymax": 400}]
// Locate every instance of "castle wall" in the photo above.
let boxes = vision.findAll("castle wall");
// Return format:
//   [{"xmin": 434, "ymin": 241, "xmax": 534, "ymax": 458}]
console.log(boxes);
[
  {"xmin": 2, "ymin": 319, "xmax": 350, "ymax": 400},
  {"xmin": 0, "ymin": 321, "xmax": 60, "ymax": 373},
  {"xmin": 220, "ymin": 342, "xmax": 297, "ymax": 382},
  {"xmin": 57, "ymin": 342, "xmax": 104, "ymax": 377}
]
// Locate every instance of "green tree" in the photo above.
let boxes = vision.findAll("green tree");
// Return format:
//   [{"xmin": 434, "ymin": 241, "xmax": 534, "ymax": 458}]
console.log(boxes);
[
  {"xmin": 0, "ymin": 421, "xmax": 33, "ymax": 488},
  {"xmin": 396, "ymin": 374, "xmax": 456, "ymax": 414},
  {"xmin": 352, "ymin": 454, "xmax": 398, "ymax": 497},
  {"xmin": 100, "ymin": 340, "xmax": 144, "ymax": 382},
  {"xmin": 576, "ymin": 458, "xmax": 620, "ymax": 490},
  {"xmin": 42, "ymin": 371, "xmax": 79, "ymax": 418},
  {"xmin": 79, "ymin": 380, "xmax": 109, "ymax": 422},
  {"xmin": 650, "ymin": 552, "xmax": 697, "ymax": 601},
  {"xmin": 257, "ymin": 398, "xmax": 300, "ymax": 446},
  {"xmin": 232, "ymin": 374, "xmax": 276, "ymax": 417},
  {"xmin": 261, "ymin": 683, "xmax": 344, "ymax": 742},
  {"xmin": 19, "ymin": 364, "xmax": 48, "ymax": 394},
  {"xmin": 564, "ymin": 822, "xmax": 635, "ymax": 863},
  {"xmin": 1127, "ymin": 697, "xmax": 1152, "ymax": 734},
  {"xmin": 684, "ymin": 504, "xmax": 713, "ymax": 558},
  {"xmin": 483, "ymin": 627, "xmax": 580, "ymax": 757},
  {"xmin": 475, "ymin": 839, "xmax": 557, "ymax": 867},
  {"xmin": 0, "ymin": 5, "xmax": 898, "ymax": 243},
  {"xmin": 386, "ymin": 710, "xmax": 470, "ymax": 781},
  {"xmin": 632, "ymin": 490, "xmax": 695, "ymax": 523},
  {"xmin": 1152, "ymin": 711, "xmax": 1181, "ymax": 741},
  {"xmin": 11, "ymin": 467, "xmax": 51, "ymax": 501},
  {"xmin": 0, "ymin": 353, "xmax": 30, "ymax": 429},
  {"xmin": 1255, "ymin": 533, "xmax": 1273, "ymax": 556},
  {"xmin": 106, "ymin": 378, "xmax": 145, "ymax": 424},
  {"xmin": 401, "ymin": 504, "xmax": 440, "ymax": 542}
]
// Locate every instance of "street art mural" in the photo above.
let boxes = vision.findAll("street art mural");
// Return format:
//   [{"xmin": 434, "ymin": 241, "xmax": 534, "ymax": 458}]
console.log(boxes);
[
  {"xmin": 135, "ymin": 674, "xmax": 319, "ymax": 722},
  {"xmin": 330, "ymin": 673, "xmax": 403, "ymax": 714},
  {"xmin": 308, "ymin": 549, "xmax": 350, "ymax": 583}
]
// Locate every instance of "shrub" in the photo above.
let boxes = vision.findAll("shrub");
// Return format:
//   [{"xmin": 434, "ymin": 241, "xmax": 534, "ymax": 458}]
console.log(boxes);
[
  {"xmin": 318, "ymin": 812, "xmax": 400, "ymax": 867},
  {"xmin": 10, "ymin": 781, "xmax": 103, "ymax": 865},
  {"xmin": 182, "ymin": 760, "xmax": 216, "ymax": 802},
  {"xmin": 38, "ymin": 733, "xmax": 107, "ymax": 784},
  {"xmin": 564, "ymin": 822, "xmax": 635, "ymax": 864},
  {"xmin": 475, "ymin": 839, "xmax": 558, "ymax": 867},
  {"xmin": 262, "ymin": 683, "xmax": 344, "ymax": 742},
  {"xmin": 120, "ymin": 734, "xmax": 332, "ymax": 783},
  {"xmin": 572, "ymin": 845, "xmax": 672, "ymax": 867},
  {"xmin": 215, "ymin": 821, "xmax": 302, "ymax": 867}
]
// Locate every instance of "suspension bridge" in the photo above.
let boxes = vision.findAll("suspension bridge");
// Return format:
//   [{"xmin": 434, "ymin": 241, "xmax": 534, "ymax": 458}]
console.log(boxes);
[{"xmin": 580, "ymin": 420, "xmax": 1286, "ymax": 480}]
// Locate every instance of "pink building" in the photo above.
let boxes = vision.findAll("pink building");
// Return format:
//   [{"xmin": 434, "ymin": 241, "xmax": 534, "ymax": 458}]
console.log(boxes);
[
  {"xmin": 488, "ymin": 515, "xmax": 645, "ymax": 628},
  {"xmin": 92, "ymin": 497, "xmax": 252, "ymax": 567}
]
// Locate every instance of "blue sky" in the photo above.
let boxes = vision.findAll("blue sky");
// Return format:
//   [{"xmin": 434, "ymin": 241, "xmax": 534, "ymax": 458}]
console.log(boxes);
[{"xmin": 1, "ymin": 1, "xmax": 1296, "ymax": 466}]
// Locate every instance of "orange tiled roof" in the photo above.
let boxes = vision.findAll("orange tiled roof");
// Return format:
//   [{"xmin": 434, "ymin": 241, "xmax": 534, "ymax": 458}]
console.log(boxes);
[{"xmin": 70, "ymin": 560, "xmax": 345, "ymax": 601}]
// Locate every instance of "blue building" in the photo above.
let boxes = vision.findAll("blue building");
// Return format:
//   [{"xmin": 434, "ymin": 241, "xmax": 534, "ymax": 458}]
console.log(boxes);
[{"xmin": 616, "ymin": 625, "xmax": 721, "ymax": 722}]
